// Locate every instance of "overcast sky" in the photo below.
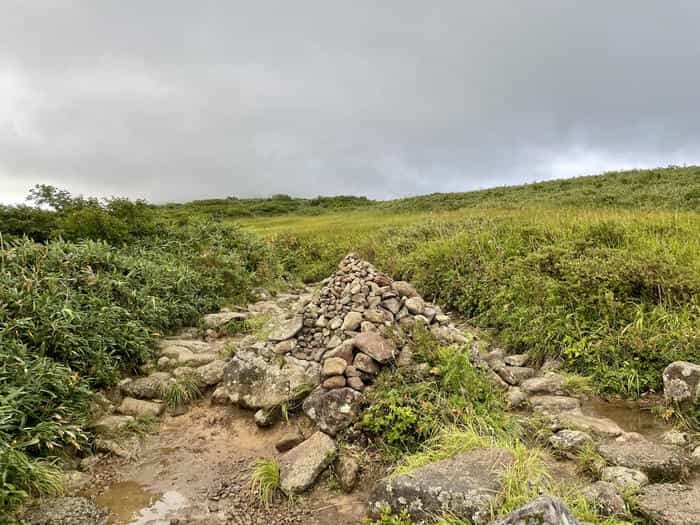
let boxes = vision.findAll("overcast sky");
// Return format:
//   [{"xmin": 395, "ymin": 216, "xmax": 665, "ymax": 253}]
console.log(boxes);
[{"xmin": 1, "ymin": 1, "xmax": 699, "ymax": 204}]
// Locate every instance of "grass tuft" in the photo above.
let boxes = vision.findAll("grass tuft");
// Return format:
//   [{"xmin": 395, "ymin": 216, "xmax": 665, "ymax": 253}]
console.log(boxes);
[{"xmin": 250, "ymin": 458, "xmax": 280, "ymax": 506}]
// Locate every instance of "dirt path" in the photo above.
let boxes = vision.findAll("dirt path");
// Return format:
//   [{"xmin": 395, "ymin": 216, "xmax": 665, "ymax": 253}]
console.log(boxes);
[{"xmin": 83, "ymin": 403, "xmax": 375, "ymax": 524}]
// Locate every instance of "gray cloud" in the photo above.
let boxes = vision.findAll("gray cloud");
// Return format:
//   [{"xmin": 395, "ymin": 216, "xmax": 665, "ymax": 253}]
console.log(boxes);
[{"xmin": 1, "ymin": 1, "xmax": 699, "ymax": 203}]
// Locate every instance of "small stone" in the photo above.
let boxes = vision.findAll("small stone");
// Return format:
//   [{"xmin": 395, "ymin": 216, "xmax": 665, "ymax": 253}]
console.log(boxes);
[
  {"xmin": 393, "ymin": 281, "xmax": 418, "ymax": 298},
  {"xmin": 322, "ymin": 376, "xmax": 346, "ymax": 389},
  {"xmin": 275, "ymin": 430, "xmax": 306, "ymax": 452},
  {"xmin": 273, "ymin": 340, "xmax": 296, "ymax": 354},
  {"xmin": 548, "ymin": 429, "xmax": 594, "ymax": 458},
  {"xmin": 196, "ymin": 359, "xmax": 227, "ymax": 385},
  {"xmin": 504, "ymin": 354, "xmax": 530, "ymax": 367},
  {"xmin": 490, "ymin": 496, "xmax": 580, "ymax": 525},
  {"xmin": 92, "ymin": 415, "xmax": 134, "ymax": 434},
  {"xmin": 117, "ymin": 397, "xmax": 165, "ymax": 418},
  {"xmin": 254, "ymin": 408, "xmax": 278, "ymax": 427},
  {"xmin": 347, "ymin": 376, "xmax": 365, "ymax": 391},
  {"xmin": 505, "ymin": 387, "xmax": 528, "ymax": 409},
  {"xmin": 496, "ymin": 366, "xmax": 535, "ymax": 385},
  {"xmin": 341, "ymin": 311, "xmax": 363, "ymax": 331},
  {"xmin": 335, "ymin": 453, "xmax": 360, "ymax": 492},
  {"xmin": 380, "ymin": 298, "xmax": 401, "ymax": 315},
  {"xmin": 323, "ymin": 357, "xmax": 348, "ymax": 377},
  {"xmin": 405, "ymin": 297, "xmax": 425, "ymax": 315}
]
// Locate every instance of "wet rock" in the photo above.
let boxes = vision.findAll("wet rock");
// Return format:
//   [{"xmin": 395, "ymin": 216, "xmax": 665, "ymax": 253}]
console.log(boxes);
[
  {"xmin": 548, "ymin": 429, "xmax": 593, "ymax": 458},
  {"xmin": 268, "ymin": 316, "xmax": 304, "ymax": 342},
  {"xmin": 368, "ymin": 448, "xmax": 515, "ymax": 524},
  {"xmin": 323, "ymin": 357, "xmax": 347, "ymax": 377},
  {"xmin": 203, "ymin": 311, "xmax": 248, "ymax": 329},
  {"xmin": 504, "ymin": 354, "xmax": 530, "ymax": 367},
  {"xmin": 223, "ymin": 349, "xmax": 320, "ymax": 409},
  {"xmin": 303, "ymin": 387, "xmax": 363, "ymax": 436},
  {"xmin": 663, "ymin": 361, "xmax": 700, "ymax": 406},
  {"xmin": 196, "ymin": 359, "xmax": 228, "ymax": 386},
  {"xmin": 352, "ymin": 332, "xmax": 397, "ymax": 364},
  {"xmin": 598, "ymin": 434, "xmax": 685, "ymax": 482},
  {"xmin": 520, "ymin": 373, "xmax": 565, "ymax": 395},
  {"xmin": 275, "ymin": 430, "xmax": 306, "ymax": 452},
  {"xmin": 120, "ymin": 372, "xmax": 171, "ymax": 400},
  {"xmin": 489, "ymin": 495, "xmax": 580, "ymax": 525},
  {"xmin": 335, "ymin": 452, "xmax": 360, "ymax": 492},
  {"xmin": 638, "ymin": 482, "xmax": 700, "ymax": 525},
  {"xmin": 530, "ymin": 395, "xmax": 581, "ymax": 413},
  {"xmin": 601, "ymin": 466, "xmax": 649, "ymax": 491},
  {"xmin": 22, "ymin": 497, "xmax": 107, "ymax": 525},
  {"xmin": 582, "ymin": 481, "xmax": 625, "ymax": 516},
  {"xmin": 117, "ymin": 397, "xmax": 165, "ymax": 418},
  {"xmin": 279, "ymin": 431, "xmax": 337, "ymax": 495},
  {"xmin": 92, "ymin": 414, "xmax": 134, "ymax": 434},
  {"xmin": 553, "ymin": 411, "xmax": 623, "ymax": 438}
]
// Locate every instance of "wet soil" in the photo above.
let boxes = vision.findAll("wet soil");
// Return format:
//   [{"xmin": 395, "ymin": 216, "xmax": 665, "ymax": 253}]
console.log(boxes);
[
  {"xmin": 83, "ymin": 403, "xmax": 380, "ymax": 525},
  {"xmin": 580, "ymin": 396, "xmax": 670, "ymax": 438}
]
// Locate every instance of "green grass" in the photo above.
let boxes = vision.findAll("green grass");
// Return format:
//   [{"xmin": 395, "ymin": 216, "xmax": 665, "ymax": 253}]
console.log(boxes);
[
  {"xmin": 160, "ymin": 374, "xmax": 202, "ymax": 409},
  {"xmin": 250, "ymin": 458, "xmax": 280, "ymax": 506}
]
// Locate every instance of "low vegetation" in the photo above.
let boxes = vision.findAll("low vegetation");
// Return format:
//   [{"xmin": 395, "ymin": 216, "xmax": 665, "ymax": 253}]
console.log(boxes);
[{"xmin": 250, "ymin": 458, "xmax": 280, "ymax": 506}]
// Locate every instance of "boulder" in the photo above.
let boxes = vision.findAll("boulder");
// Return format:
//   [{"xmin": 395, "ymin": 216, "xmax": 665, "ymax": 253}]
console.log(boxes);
[
  {"xmin": 638, "ymin": 482, "xmax": 700, "ymax": 525},
  {"xmin": 117, "ymin": 397, "xmax": 165, "ymax": 418},
  {"xmin": 405, "ymin": 297, "xmax": 425, "ymax": 315},
  {"xmin": 553, "ymin": 411, "xmax": 623, "ymax": 438},
  {"xmin": 21, "ymin": 497, "xmax": 107, "ymax": 525},
  {"xmin": 520, "ymin": 373, "xmax": 565, "ymax": 395},
  {"xmin": 92, "ymin": 415, "xmax": 134, "ymax": 434},
  {"xmin": 279, "ymin": 431, "xmax": 337, "ymax": 494},
  {"xmin": 530, "ymin": 395, "xmax": 581, "ymax": 413},
  {"xmin": 368, "ymin": 448, "xmax": 515, "ymax": 524},
  {"xmin": 353, "ymin": 352, "xmax": 379, "ymax": 375},
  {"xmin": 335, "ymin": 452, "xmax": 360, "ymax": 492},
  {"xmin": 598, "ymin": 434, "xmax": 685, "ymax": 482},
  {"xmin": 489, "ymin": 495, "xmax": 580, "ymax": 525},
  {"xmin": 196, "ymin": 359, "xmax": 227, "ymax": 386},
  {"xmin": 352, "ymin": 332, "xmax": 397, "ymax": 364},
  {"xmin": 223, "ymin": 349, "xmax": 320, "ymax": 409},
  {"xmin": 120, "ymin": 372, "xmax": 171, "ymax": 400},
  {"xmin": 663, "ymin": 361, "xmax": 700, "ymax": 406},
  {"xmin": 203, "ymin": 311, "xmax": 247, "ymax": 329},
  {"xmin": 302, "ymin": 387, "xmax": 363, "ymax": 436},
  {"xmin": 548, "ymin": 429, "xmax": 593, "ymax": 458},
  {"xmin": 601, "ymin": 466, "xmax": 649, "ymax": 491},
  {"xmin": 268, "ymin": 316, "xmax": 303, "ymax": 342},
  {"xmin": 581, "ymin": 481, "xmax": 625, "ymax": 517}
]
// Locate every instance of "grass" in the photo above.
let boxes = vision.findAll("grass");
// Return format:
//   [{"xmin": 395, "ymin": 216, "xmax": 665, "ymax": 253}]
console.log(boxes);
[
  {"xmin": 160, "ymin": 374, "xmax": 202, "ymax": 409},
  {"xmin": 250, "ymin": 458, "xmax": 280, "ymax": 506}
]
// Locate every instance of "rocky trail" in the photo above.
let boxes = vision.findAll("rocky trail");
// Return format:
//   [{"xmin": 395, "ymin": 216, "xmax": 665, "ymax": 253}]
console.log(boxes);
[{"xmin": 20, "ymin": 254, "xmax": 700, "ymax": 525}]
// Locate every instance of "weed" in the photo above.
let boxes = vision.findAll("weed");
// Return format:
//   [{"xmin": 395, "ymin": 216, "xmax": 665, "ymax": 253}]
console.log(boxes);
[
  {"xmin": 562, "ymin": 374, "xmax": 595, "ymax": 396},
  {"xmin": 122, "ymin": 415, "xmax": 158, "ymax": 436},
  {"xmin": 160, "ymin": 375, "xmax": 202, "ymax": 409},
  {"xmin": 576, "ymin": 443, "xmax": 607, "ymax": 479},
  {"xmin": 250, "ymin": 458, "xmax": 280, "ymax": 506}
]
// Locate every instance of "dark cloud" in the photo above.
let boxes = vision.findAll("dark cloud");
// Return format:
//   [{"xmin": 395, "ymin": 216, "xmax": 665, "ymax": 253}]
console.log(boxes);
[{"xmin": 1, "ymin": 1, "xmax": 699, "ymax": 203}]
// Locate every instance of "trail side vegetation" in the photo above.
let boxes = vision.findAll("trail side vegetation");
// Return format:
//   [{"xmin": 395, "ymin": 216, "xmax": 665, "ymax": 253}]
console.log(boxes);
[{"xmin": 2, "ymin": 166, "xmax": 699, "ymax": 520}]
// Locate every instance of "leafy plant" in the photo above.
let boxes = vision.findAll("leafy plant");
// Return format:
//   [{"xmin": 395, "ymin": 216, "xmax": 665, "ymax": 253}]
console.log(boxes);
[{"xmin": 250, "ymin": 458, "xmax": 280, "ymax": 506}]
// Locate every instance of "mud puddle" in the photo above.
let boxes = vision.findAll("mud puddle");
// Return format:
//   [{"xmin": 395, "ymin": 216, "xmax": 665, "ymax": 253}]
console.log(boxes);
[
  {"xmin": 94, "ymin": 481, "xmax": 187, "ymax": 524},
  {"xmin": 580, "ymin": 397, "xmax": 670, "ymax": 438}
]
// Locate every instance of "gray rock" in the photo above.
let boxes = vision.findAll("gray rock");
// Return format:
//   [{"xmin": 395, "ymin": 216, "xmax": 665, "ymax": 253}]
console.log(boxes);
[
  {"xmin": 95, "ymin": 438, "xmax": 131, "ymax": 458},
  {"xmin": 196, "ymin": 359, "xmax": 228, "ymax": 385},
  {"xmin": 341, "ymin": 311, "xmax": 363, "ymax": 331},
  {"xmin": 117, "ymin": 397, "xmax": 165, "ymax": 418},
  {"xmin": 22, "ymin": 497, "xmax": 107, "ymax": 525},
  {"xmin": 210, "ymin": 386, "xmax": 229, "ymax": 405},
  {"xmin": 268, "ymin": 316, "xmax": 304, "ymax": 341},
  {"xmin": 368, "ymin": 448, "xmax": 515, "ymax": 524},
  {"xmin": 364, "ymin": 308, "xmax": 387, "ymax": 324},
  {"xmin": 504, "ymin": 354, "xmax": 530, "ymax": 367},
  {"xmin": 203, "ymin": 311, "xmax": 247, "ymax": 329},
  {"xmin": 352, "ymin": 332, "xmax": 397, "ymax": 364},
  {"xmin": 548, "ymin": 429, "xmax": 593, "ymax": 458},
  {"xmin": 347, "ymin": 376, "xmax": 365, "ymax": 391},
  {"xmin": 393, "ymin": 281, "xmax": 418, "ymax": 298},
  {"xmin": 553, "ymin": 411, "xmax": 623, "ymax": 438},
  {"xmin": 92, "ymin": 414, "xmax": 134, "ymax": 434},
  {"xmin": 324, "ymin": 341, "xmax": 354, "ymax": 365},
  {"xmin": 639, "ymin": 482, "xmax": 700, "ymax": 525},
  {"xmin": 120, "ymin": 372, "xmax": 171, "ymax": 400},
  {"xmin": 405, "ymin": 296, "xmax": 425, "ymax": 315},
  {"xmin": 660, "ymin": 429, "xmax": 690, "ymax": 447},
  {"xmin": 520, "ymin": 373, "xmax": 565, "ymax": 395},
  {"xmin": 530, "ymin": 395, "xmax": 581, "ymax": 413},
  {"xmin": 381, "ymin": 298, "xmax": 401, "ymax": 315},
  {"xmin": 302, "ymin": 387, "xmax": 363, "ymax": 436},
  {"xmin": 505, "ymin": 387, "xmax": 528, "ymax": 409},
  {"xmin": 598, "ymin": 434, "xmax": 685, "ymax": 482},
  {"xmin": 322, "ymin": 375, "xmax": 347, "ymax": 389},
  {"xmin": 335, "ymin": 452, "xmax": 360, "ymax": 492},
  {"xmin": 496, "ymin": 366, "xmax": 535, "ymax": 385},
  {"xmin": 601, "ymin": 466, "xmax": 649, "ymax": 491},
  {"xmin": 223, "ymin": 349, "xmax": 320, "ymax": 409},
  {"xmin": 663, "ymin": 361, "xmax": 700, "ymax": 406},
  {"xmin": 581, "ymin": 481, "xmax": 625, "ymax": 516},
  {"xmin": 279, "ymin": 431, "xmax": 337, "ymax": 494},
  {"xmin": 353, "ymin": 352, "xmax": 379, "ymax": 375},
  {"xmin": 489, "ymin": 495, "xmax": 580, "ymax": 525},
  {"xmin": 276, "ymin": 430, "xmax": 306, "ymax": 452}
]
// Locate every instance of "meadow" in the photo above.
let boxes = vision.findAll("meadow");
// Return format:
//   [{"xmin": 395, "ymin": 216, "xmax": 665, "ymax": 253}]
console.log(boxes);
[{"xmin": 1, "ymin": 166, "xmax": 700, "ymax": 520}]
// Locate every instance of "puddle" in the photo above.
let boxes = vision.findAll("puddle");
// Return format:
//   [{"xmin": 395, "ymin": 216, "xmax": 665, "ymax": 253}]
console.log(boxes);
[
  {"xmin": 580, "ymin": 398, "xmax": 670, "ymax": 438},
  {"xmin": 94, "ymin": 481, "xmax": 188, "ymax": 524}
]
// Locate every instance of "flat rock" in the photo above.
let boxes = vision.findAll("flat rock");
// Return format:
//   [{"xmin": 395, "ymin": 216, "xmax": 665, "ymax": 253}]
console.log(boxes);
[
  {"xmin": 117, "ymin": 397, "xmax": 164, "ymax": 418},
  {"xmin": 268, "ymin": 316, "xmax": 303, "ymax": 342},
  {"xmin": 581, "ymin": 481, "xmax": 625, "ymax": 516},
  {"xmin": 92, "ymin": 414, "xmax": 134, "ymax": 434},
  {"xmin": 203, "ymin": 311, "xmax": 247, "ymax": 329},
  {"xmin": 279, "ymin": 431, "xmax": 337, "ymax": 494},
  {"xmin": 490, "ymin": 495, "xmax": 581, "ymax": 525},
  {"xmin": 554, "ymin": 411, "xmax": 623, "ymax": 438},
  {"xmin": 120, "ymin": 372, "xmax": 171, "ymax": 400},
  {"xmin": 196, "ymin": 359, "xmax": 227, "ymax": 385},
  {"xmin": 601, "ymin": 466, "xmax": 649, "ymax": 491},
  {"xmin": 530, "ymin": 395, "xmax": 581, "ymax": 413},
  {"xmin": 22, "ymin": 497, "xmax": 107, "ymax": 525},
  {"xmin": 323, "ymin": 357, "xmax": 347, "ymax": 377},
  {"xmin": 598, "ymin": 434, "xmax": 685, "ymax": 482},
  {"xmin": 223, "ymin": 349, "xmax": 320, "ymax": 409},
  {"xmin": 368, "ymin": 448, "xmax": 515, "ymax": 524},
  {"xmin": 302, "ymin": 387, "xmax": 363, "ymax": 436},
  {"xmin": 548, "ymin": 429, "xmax": 593, "ymax": 457},
  {"xmin": 504, "ymin": 354, "xmax": 530, "ymax": 367},
  {"xmin": 638, "ymin": 482, "xmax": 700, "ymax": 525},
  {"xmin": 496, "ymin": 366, "xmax": 535, "ymax": 385},
  {"xmin": 352, "ymin": 332, "xmax": 396, "ymax": 364},
  {"xmin": 520, "ymin": 373, "xmax": 565, "ymax": 395}
]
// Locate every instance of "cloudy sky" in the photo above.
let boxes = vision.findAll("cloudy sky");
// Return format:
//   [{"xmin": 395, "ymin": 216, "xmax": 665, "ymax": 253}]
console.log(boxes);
[{"xmin": 1, "ymin": 1, "xmax": 699, "ymax": 203}]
